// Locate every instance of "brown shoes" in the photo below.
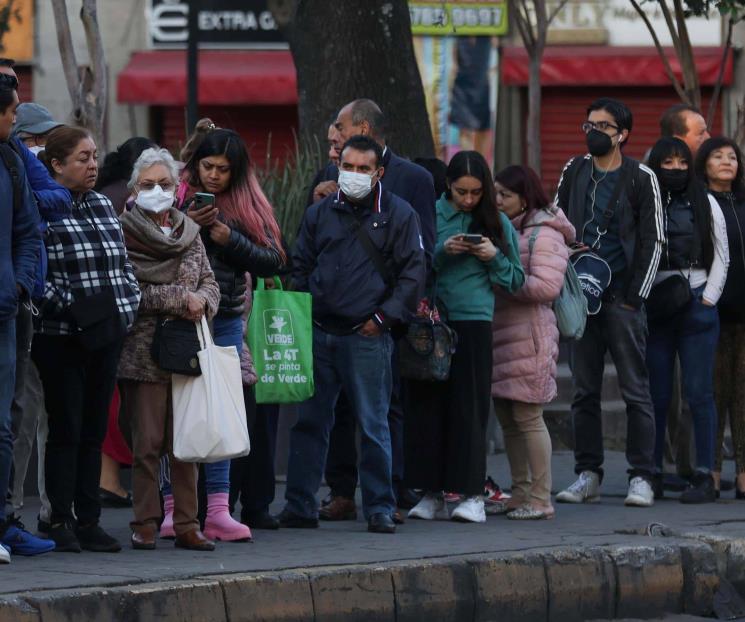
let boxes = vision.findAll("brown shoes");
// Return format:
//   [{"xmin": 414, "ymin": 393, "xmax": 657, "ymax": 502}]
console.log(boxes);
[
  {"xmin": 319, "ymin": 496, "xmax": 357, "ymax": 521},
  {"xmin": 131, "ymin": 524, "xmax": 157, "ymax": 550},
  {"xmin": 174, "ymin": 529, "xmax": 215, "ymax": 551}
]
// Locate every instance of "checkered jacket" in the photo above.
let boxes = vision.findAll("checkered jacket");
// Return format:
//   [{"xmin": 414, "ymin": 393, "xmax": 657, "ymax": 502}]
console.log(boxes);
[{"xmin": 37, "ymin": 190, "xmax": 140, "ymax": 336}]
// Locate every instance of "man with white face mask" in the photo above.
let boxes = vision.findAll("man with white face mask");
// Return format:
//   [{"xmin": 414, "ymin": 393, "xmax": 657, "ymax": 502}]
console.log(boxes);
[
  {"xmin": 12, "ymin": 103, "xmax": 63, "ymax": 156},
  {"xmin": 281, "ymin": 135, "xmax": 426, "ymax": 534}
]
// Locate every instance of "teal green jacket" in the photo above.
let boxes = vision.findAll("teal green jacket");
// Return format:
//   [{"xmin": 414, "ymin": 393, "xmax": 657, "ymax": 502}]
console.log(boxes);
[{"xmin": 433, "ymin": 195, "xmax": 524, "ymax": 321}]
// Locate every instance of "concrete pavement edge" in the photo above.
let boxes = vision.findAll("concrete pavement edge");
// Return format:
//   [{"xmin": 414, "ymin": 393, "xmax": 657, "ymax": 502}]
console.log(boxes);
[{"xmin": 0, "ymin": 537, "xmax": 734, "ymax": 622}]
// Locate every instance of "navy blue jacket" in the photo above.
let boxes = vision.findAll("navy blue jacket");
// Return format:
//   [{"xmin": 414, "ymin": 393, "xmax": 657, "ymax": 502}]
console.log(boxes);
[
  {"xmin": 307, "ymin": 148, "xmax": 436, "ymax": 263},
  {"xmin": 293, "ymin": 184, "xmax": 426, "ymax": 331},
  {"xmin": 11, "ymin": 139, "xmax": 72, "ymax": 299},
  {"xmin": 0, "ymin": 146, "xmax": 40, "ymax": 319}
]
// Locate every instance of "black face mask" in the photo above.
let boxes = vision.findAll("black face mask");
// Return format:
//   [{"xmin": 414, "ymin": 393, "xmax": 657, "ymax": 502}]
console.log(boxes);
[
  {"xmin": 658, "ymin": 168, "xmax": 689, "ymax": 193},
  {"xmin": 585, "ymin": 129, "xmax": 614, "ymax": 157}
]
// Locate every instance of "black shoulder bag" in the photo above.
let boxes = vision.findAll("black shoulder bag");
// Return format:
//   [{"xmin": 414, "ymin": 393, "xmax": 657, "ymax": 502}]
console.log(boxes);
[
  {"xmin": 340, "ymin": 208, "xmax": 457, "ymax": 381},
  {"xmin": 151, "ymin": 317, "xmax": 202, "ymax": 376}
]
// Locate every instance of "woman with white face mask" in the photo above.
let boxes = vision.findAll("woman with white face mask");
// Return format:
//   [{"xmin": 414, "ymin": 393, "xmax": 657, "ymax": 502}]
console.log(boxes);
[{"xmin": 117, "ymin": 148, "xmax": 220, "ymax": 551}]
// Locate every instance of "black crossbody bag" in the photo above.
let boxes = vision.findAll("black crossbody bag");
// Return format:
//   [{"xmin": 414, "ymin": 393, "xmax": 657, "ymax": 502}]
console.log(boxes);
[
  {"xmin": 151, "ymin": 317, "xmax": 202, "ymax": 376},
  {"xmin": 340, "ymin": 209, "xmax": 457, "ymax": 380}
]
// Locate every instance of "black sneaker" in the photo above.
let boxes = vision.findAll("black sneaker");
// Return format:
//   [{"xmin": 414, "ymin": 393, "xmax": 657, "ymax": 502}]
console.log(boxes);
[
  {"xmin": 680, "ymin": 472, "xmax": 717, "ymax": 504},
  {"xmin": 75, "ymin": 523, "xmax": 122, "ymax": 552},
  {"xmin": 276, "ymin": 509, "xmax": 318, "ymax": 529},
  {"xmin": 48, "ymin": 522, "xmax": 82, "ymax": 553}
]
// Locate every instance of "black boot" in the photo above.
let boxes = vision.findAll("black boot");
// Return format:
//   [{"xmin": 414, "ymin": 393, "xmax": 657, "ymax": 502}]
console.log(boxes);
[{"xmin": 680, "ymin": 472, "xmax": 717, "ymax": 504}]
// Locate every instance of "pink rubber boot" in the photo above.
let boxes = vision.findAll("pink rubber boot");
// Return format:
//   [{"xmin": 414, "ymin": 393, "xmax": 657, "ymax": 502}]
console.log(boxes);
[
  {"xmin": 159, "ymin": 494, "xmax": 175, "ymax": 539},
  {"xmin": 203, "ymin": 493, "xmax": 252, "ymax": 542}
]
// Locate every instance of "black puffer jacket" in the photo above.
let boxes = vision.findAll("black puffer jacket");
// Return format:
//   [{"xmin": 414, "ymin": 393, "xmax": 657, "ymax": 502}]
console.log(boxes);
[{"xmin": 202, "ymin": 226, "xmax": 283, "ymax": 317}]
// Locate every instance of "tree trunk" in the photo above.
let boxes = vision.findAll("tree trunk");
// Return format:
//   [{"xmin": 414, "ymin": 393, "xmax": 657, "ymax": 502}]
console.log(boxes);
[
  {"xmin": 50, "ymin": 0, "xmax": 107, "ymax": 151},
  {"xmin": 526, "ymin": 52, "xmax": 542, "ymax": 175},
  {"xmin": 270, "ymin": 0, "xmax": 434, "ymax": 159}
]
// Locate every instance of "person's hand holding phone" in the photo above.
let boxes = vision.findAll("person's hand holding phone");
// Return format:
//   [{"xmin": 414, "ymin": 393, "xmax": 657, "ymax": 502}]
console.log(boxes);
[
  {"xmin": 187, "ymin": 193, "xmax": 219, "ymax": 227},
  {"xmin": 471, "ymin": 238, "xmax": 497, "ymax": 262},
  {"xmin": 444, "ymin": 234, "xmax": 472, "ymax": 255}
]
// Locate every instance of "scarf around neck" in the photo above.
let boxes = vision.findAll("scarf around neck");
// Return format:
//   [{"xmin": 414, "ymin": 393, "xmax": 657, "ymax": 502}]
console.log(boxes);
[{"xmin": 120, "ymin": 206, "xmax": 200, "ymax": 284}]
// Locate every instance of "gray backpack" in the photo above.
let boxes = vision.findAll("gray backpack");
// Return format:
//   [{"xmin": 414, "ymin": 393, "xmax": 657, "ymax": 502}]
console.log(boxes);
[{"xmin": 528, "ymin": 226, "xmax": 587, "ymax": 340}]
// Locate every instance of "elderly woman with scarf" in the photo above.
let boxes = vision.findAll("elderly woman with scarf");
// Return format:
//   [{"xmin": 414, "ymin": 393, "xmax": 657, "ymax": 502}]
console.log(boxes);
[{"xmin": 118, "ymin": 148, "xmax": 220, "ymax": 551}]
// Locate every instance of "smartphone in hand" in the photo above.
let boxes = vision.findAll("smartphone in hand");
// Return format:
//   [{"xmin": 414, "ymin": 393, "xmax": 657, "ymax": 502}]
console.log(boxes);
[
  {"xmin": 461, "ymin": 234, "xmax": 484, "ymax": 244},
  {"xmin": 193, "ymin": 192, "xmax": 216, "ymax": 210}
]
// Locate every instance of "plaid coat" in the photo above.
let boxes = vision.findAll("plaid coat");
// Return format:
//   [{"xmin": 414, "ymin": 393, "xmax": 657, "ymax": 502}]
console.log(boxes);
[{"xmin": 37, "ymin": 190, "xmax": 140, "ymax": 336}]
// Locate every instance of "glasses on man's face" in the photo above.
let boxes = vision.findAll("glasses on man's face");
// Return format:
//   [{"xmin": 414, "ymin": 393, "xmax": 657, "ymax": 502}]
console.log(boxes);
[
  {"xmin": 137, "ymin": 182, "xmax": 175, "ymax": 192},
  {"xmin": 19, "ymin": 134, "xmax": 45, "ymax": 147},
  {"xmin": 582, "ymin": 121, "xmax": 619, "ymax": 134}
]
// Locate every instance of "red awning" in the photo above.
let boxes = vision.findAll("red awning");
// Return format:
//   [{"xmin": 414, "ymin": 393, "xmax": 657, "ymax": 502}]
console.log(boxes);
[
  {"xmin": 117, "ymin": 50, "xmax": 297, "ymax": 106},
  {"xmin": 501, "ymin": 46, "xmax": 733, "ymax": 87}
]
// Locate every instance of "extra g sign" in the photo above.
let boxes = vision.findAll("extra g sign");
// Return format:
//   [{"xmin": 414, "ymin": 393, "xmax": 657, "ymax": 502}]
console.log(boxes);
[{"xmin": 148, "ymin": 0, "xmax": 287, "ymax": 49}]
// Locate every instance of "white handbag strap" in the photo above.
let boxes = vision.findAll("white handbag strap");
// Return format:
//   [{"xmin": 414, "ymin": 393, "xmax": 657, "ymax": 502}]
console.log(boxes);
[{"xmin": 197, "ymin": 316, "xmax": 214, "ymax": 349}]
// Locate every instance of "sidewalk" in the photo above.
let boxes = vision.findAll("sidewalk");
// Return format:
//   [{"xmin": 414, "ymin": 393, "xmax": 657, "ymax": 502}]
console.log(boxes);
[{"xmin": 2, "ymin": 450, "xmax": 744, "ymax": 620}]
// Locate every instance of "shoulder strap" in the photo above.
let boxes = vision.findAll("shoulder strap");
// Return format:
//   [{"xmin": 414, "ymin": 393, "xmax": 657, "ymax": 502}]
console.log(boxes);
[
  {"xmin": 528, "ymin": 225, "xmax": 541, "ymax": 257},
  {"xmin": 0, "ymin": 143, "xmax": 21, "ymax": 216},
  {"xmin": 339, "ymin": 208, "xmax": 393, "ymax": 286},
  {"xmin": 592, "ymin": 165, "xmax": 630, "ymax": 249}
]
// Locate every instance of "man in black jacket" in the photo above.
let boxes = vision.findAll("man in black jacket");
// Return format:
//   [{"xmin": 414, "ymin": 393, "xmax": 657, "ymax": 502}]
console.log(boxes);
[
  {"xmin": 279, "ymin": 136, "xmax": 425, "ymax": 534},
  {"xmin": 308, "ymin": 99, "xmax": 436, "ymax": 520},
  {"xmin": 554, "ymin": 98, "xmax": 664, "ymax": 508}
]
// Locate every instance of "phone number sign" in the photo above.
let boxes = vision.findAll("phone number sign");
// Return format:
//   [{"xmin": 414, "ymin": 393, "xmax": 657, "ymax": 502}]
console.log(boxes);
[{"xmin": 410, "ymin": 1, "xmax": 508, "ymax": 35}]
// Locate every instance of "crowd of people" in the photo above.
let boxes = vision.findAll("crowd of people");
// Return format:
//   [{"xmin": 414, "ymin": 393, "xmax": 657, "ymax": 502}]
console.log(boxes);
[{"xmin": 0, "ymin": 52, "xmax": 743, "ymax": 562}]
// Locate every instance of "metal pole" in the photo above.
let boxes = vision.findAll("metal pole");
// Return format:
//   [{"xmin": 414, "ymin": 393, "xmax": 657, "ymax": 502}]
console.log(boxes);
[{"xmin": 186, "ymin": 0, "xmax": 200, "ymax": 133}]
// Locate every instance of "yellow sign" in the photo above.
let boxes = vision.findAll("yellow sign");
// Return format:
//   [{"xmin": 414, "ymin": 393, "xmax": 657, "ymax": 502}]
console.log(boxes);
[
  {"xmin": 0, "ymin": 0, "xmax": 33, "ymax": 63},
  {"xmin": 410, "ymin": 1, "xmax": 508, "ymax": 36}
]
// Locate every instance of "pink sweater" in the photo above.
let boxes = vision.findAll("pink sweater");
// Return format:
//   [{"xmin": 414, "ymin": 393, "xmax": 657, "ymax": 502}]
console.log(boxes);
[{"xmin": 491, "ymin": 207, "xmax": 576, "ymax": 404}]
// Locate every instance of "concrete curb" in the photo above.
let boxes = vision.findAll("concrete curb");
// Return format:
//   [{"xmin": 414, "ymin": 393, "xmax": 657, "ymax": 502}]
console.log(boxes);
[{"xmin": 0, "ymin": 537, "xmax": 736, "ymax": 622}]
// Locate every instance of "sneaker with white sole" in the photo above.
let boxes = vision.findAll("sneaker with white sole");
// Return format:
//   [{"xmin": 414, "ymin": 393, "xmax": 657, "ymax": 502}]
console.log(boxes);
[
  {"xmin": 408, "ymin": 492, "xmax": 449, "ymax": 520},
  {"xmin": 451, "ymin": 496, "xmax": 486, "ymax": 523},
  {"xmin": 624, "ymin": 476, "xmax": 654, "ymax": 507},
  {"xmin": 556, "ymin": 471, "xmax": 600, "ymax": 504}
]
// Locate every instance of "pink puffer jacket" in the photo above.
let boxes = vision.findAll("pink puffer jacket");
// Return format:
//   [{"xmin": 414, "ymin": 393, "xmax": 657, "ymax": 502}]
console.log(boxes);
[{"xmin": 491, "ymin": 207, "xmax": 575, "ymax": 404}]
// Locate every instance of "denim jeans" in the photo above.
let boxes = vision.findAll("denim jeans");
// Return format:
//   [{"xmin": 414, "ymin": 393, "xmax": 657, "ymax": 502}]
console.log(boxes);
[
  {"xmin": 284, "ymin": 327, "xmax": 395, "ymax": 520},
  {"xmin": 646, "ymin": 286, "xmax": 720, "ymax": 472},
  {"xmin": 162, "ymin": 313, "xmax": 243, "ymax": 497},
  {"xmin": 0, "ymin": 318, "xmax": 17, "ymax": 523},
  {"xmin": 570, "ymin": 298, "xmax": 656, "ymax": 480}
]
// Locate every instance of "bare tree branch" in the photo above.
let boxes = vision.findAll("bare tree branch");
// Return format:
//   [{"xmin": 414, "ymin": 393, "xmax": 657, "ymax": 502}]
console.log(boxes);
[
  {"xmin": 518, "ymin": 0, "xmax": 537, "ymax": 48},
  {"xmin": 628, "ymin": 0, "xmax": 689, "ymax": 103},
  {"xmin": 547, "ymin": 0, "xmax": 570, "ymax": 26},
  {"xmin": 50, "ymin": 0, "xmax": 80, "ymax": 107},
  {"xmin": 658, "ymin": 0, "xmax": 683, "ymax": 60},
  {"xmin": 80, "ymin": 0, "xmax": 107, "ymax": 107},
  {"xmin": 672, "ymin": 0, "xmax": 700, "ymax": 107},
  {"xmin": 707, "ymin": 16, "xmax": 734, "ymax": 127}
]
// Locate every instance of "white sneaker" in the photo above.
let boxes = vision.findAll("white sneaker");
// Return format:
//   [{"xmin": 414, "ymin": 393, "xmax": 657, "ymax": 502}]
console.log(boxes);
[
  {"xmin": 556, "ymin": 471, "xmax": 600, "ymax": 504},
  {"xmin": 0, "ymin": 544, "xmax": 10, "ymax": 564},
  {"xmin": 624, "ymin": 476, "xmax": 654, "ymax": 507},
  {"xmin": 408, "ymin": 493, "xmax": 449, "ymax": 520},
  {"xmin": 451, "ymin": 496, "xmax": 486, "ymax": 523}
]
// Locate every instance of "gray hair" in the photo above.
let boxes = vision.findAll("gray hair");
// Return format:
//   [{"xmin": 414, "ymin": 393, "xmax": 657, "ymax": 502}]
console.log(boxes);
[
  {"xmin": 350, "ymin": 99, "xmax": 386, "ymax": 140},
  {"xmin": 128, "ymin": 147, "xmax": 179, "ymax": 190}
]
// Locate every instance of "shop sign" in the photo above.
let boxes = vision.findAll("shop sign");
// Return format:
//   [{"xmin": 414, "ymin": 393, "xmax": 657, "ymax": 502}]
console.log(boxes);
[
  {"xmin": 410, "ymin": 1, "xmax": 508, "ymax": 36},
  {"xmin": 149, "ymin": 0, "xmax": 286, "ymax": 49}
]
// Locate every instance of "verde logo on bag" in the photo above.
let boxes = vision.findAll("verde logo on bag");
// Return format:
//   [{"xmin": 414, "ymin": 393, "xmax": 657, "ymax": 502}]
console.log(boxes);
[{"xmin": 264, "ymin": 309, "xmax": 294, "ymax": 345}]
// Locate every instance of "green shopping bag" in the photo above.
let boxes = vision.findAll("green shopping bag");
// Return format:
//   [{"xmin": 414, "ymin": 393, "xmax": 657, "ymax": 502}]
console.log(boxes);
[{"xmin": 248, "ymin": 277, "xmax": 314, "ymax": 404}]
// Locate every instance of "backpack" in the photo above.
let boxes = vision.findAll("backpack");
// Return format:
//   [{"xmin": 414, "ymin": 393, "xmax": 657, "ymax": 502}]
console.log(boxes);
[{"xmin": 528, "ymin": 225, "xmax": 587, "ymax": 340}]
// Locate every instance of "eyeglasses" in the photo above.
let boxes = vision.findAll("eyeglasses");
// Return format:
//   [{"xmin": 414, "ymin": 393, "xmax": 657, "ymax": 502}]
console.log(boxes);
[
  {"xmin": 136, "ymin": 182, "xmax": 175, "ymax": 192},
  {"xmin": 582, "ymin": 121, "xmax": 619, "ymax": 134},
  {"xmin": 19, "ymin": 134, "xmax": 45, "ymax": 147}
]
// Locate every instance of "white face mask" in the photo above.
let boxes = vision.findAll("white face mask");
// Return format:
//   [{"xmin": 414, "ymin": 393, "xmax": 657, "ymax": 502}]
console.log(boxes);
[
  {"xmin": 136, "ymin": 185, "xmax": 174, "ymax": 214},
  {"xmin": 338, "ymin": 170, "xmax": 375, "ymax": 200},
  {"xmin": 28, "ymin": 145, "xmax": 44, "ymax": 156}
]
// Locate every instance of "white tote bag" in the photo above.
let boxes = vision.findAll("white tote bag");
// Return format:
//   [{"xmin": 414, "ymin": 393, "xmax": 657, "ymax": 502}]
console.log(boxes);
[{"xmin": 172, "ymin": 316, "xmax": 250, "ymax": 463}]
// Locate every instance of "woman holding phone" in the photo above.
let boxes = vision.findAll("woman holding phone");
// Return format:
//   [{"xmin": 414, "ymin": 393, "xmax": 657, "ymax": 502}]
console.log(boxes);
[
  {"xmin": 160, "ymin": 124, "xmax": 285, "ymax": 542},
  {"xmin": 405, "ymin": 150, "xmax": 524, "ymax": 524}
]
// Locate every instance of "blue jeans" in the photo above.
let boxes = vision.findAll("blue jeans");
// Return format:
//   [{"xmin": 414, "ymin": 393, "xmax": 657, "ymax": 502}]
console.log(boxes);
[
  {"xmin": 0, "ymin": 319, "xmax": 16, "ymax": 523},
  {"xmin": 162, "ymin": 313, "xmax": 243, "ymax": 496},
  {"xmin": 646, "ymin": 286, "xmax": 720, "ymax": 472},
  {"xmin": 284, "ymin": 327, "xmax": 395, "ymax": 520}
]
